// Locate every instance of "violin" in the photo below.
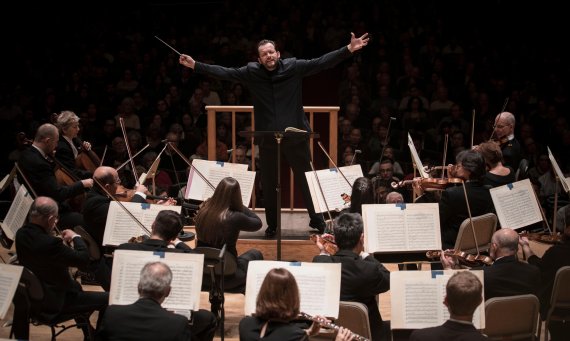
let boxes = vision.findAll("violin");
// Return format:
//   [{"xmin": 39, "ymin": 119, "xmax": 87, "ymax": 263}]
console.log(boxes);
[
  {"xmin": 519, "ymin": 231, "xmax": 564, "ymax": 245},
  {"xmin": 391, "ymin": 176, "xmax": 462, "ymax": 191},
  {"xmin": 310, "ymin": 233, "xmax": 339, "ymax": 255},
  {"xmin": 426, "ymin": 249, "xmax": 494, "ymax": 267}
]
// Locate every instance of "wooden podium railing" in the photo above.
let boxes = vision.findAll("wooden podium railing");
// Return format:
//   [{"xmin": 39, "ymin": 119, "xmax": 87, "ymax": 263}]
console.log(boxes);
[{"xmin": 205, "ymin": 105, "xmax": 339, "ymax": 209}]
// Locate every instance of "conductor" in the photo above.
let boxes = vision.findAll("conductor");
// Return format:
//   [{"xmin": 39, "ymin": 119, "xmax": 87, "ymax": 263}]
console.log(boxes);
[{"xmin": 179, "ymin": 32, "xmax": 370, "ymax": 237}]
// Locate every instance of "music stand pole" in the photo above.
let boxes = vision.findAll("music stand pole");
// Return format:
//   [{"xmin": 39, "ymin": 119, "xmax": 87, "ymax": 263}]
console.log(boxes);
[{"xmin": 275, "ymin": 132, "xmax": 283, "ymax": 260}]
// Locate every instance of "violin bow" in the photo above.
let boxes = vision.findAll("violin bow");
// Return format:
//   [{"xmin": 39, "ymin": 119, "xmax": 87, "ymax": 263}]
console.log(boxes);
[
  {"xmin": 166, "ymin": 141, "xmax": 215, "ymax": 190},
  {"xmin": 488, "ymin": 97, "xmax": 509, "ymax": 141},
  {"xmin": 119, "ymin": 117, "xmax": 140, "ymax": 185},
  {"xmin": 116, "ymin": 144, "xmax": 150, "ymax": 171},
  {"xmin": 309, "ymin": 161, "xmax": 334, "ymax": 233},
  {"xmin": 317, "ymin": 141, "xmax": 352, "ymax": 189},
  {"xmin": 460, "ymin": 180, "xmax": 481, "ymax": 258},
  {"xmin": 470, "ymin": 109, "xmax": 476, "ymax": 148},
  {"xmin": 441, "ymin": 134, "xmax": 449, "ymax": 180}
]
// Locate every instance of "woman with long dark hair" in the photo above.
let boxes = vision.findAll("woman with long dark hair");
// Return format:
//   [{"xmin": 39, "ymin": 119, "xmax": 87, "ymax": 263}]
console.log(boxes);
[{"xmin": 194, "ymin": 176, "xmax": 263, "ymax": 293}]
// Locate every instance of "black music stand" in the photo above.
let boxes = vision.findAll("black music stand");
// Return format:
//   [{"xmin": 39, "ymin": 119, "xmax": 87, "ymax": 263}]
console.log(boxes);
[{"xmin": 238, "ymin": 130, "xmax": 319, "ymax": 260}]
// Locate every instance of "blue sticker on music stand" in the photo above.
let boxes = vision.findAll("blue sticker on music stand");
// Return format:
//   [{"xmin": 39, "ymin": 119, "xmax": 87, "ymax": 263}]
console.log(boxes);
[
  {"xmin": 216, "ymin": 161, "xmax": 224, "ymax": 166},
  {"xmin": 396, "ymin": 203, "xmax": 407, "ymax": 210},
  {"xmin": 153, "ymin": 251, "xmax": 165, "ymax": 258},
  {"xmin": 431, "ymin": 270, "xmax": 444, "ymax": 278},
  {"xmin": 140, "ymin": 203, "xmax": 151, "ymax": 209},
  {"xmin": 507, "ymin": 183, "xmax": 513, "ymax": 190},
  {"xmin": 289, "ymin": 261, "xmax": 301, "ymax": 266},
  {"xmin": 329, "ymin": 168, "xmax": 338, "ymax": 173}
]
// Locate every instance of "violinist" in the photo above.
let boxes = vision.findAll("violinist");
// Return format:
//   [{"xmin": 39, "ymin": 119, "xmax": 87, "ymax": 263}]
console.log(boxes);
[
  {"xmin": 340, "ymin": 177, "xmax": 374, "ymax": 215},
  {"xmin": 492, "ymin": 111, "xmax": 522, "ymax": 170},
  {"xmin": 415, "ymin": 150, "xmax": 494, "ymax": 249},
  {"xmin": 82, "ymin": 166, "xmax": 148, "ymax": 252},
  {"xmin": 475, "ymin": 140, "xmax": 515, "ymax": 188},
  {"xmin": 519, "ymin": 214, "xmax": 570, "ymax": 340},
  {"xmin": 55, "ymin": 110, "xmax": 95, "ymax": 179},
  {"xmin": 18, "ymin": 123, "xmax": 93, "ymax": 229},
  {"xmin": 441, "ymin": 229, "xmax": 540, "ymax": 301}
]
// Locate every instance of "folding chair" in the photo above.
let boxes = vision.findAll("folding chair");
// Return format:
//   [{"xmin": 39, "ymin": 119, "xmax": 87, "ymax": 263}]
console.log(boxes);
[
  {"xmin": 544, "ymin": 266, "xmax": 570, "ymax": 341},
  {"xmin": 483, "ymin": 294, "xmax": 540, "ymax": 340},
  {"xmin": 10, "ymin": 267, "xmax": 95, "ymax": 340},
  {"xmin": 454, "ymin": 213, "xmax": 497, "ymax": 254},
  {"xmin": 194, "ymin": 244, "xmax": 238, "ymax": 341}
]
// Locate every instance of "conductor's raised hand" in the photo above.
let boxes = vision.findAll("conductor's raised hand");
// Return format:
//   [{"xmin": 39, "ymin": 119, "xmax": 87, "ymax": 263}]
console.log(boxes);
[
  {"xmin": 348, "ymin": 32, "xmax": 370, "ymax": 53},
  {"xmin": 179, "ymin": 54, "xmax": 196, "ymax": 69}
]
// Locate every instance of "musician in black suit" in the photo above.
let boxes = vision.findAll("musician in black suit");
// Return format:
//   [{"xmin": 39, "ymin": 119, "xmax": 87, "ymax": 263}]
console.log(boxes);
[
  {"xmin": 82, "ymin": 166, "xmax": 148, "ymax": 250},
  {"xmin": 14, "ymin": 197, "xmax": 108, "ymax": 339},
  {"xmin": 312, "ymin": 212, "xmax": 391, "ymax": 341},
  {"xmin": 96, "ymin": 261, "xmax": 215, "ymax": 341},
  {"xmin": 55, "ymin": 110, "xmax": 93, "ymax": 179},
  {"xmin": 114, "ymin": 210, "xmax": 216, "ymax": 341},
  {"xmin": 416, "ymin": 149, "xmax": 495, "ymax": 249},
  {"xmin": 410, "ymin": 271, "xmax": 488, "ymax": 341},
  {"xmin": 17, "ymin": 123, "xmax": 93, "ymax": 229},
  {"xmin": 442, "ymin": 228, "xmax": 540, "ymax": 301},
  {"xmin": 493, "ymin": 111, "xmax": 522, "ymax": 170}
]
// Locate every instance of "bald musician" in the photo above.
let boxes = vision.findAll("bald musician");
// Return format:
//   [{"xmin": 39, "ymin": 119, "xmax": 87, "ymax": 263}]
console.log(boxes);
[
  {"xmin": 18, "ymin": 123, "xmax": 93, "ymax": 229},
  {"xmin": 493, "ymin": 111, "xmax": 522, "ymax": 170}
]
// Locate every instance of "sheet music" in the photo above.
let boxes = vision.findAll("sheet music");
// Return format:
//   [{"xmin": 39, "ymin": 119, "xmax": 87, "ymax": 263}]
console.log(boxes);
[
  {"xmin": 102, "ymin": 202, "xmax": 182, "ymax": 246},
  {"xmin": 489, "ymin": 179, "xmax": 543, "ymax": 229},
  {"xmin": 362, "ymin": 203, "xmax": 441, "ymax": 252},
  {"xmin": 391, "ymin": 270, "xmax": 485, "ymax": 329},
  {"xmin": 0, "ymin": 264, "xmax": 23, "ymax": 319},
  {"xmin": 408, "ymin": 133, "xmax": 428, "ymax": 178},
  {"xmin": 0, "ymin": 185, "xmax": 33, "ymax": 240},
  {"xmin": 110, "ymin": 250, "xmax": 204, "ymax": 312},
  {"xmin": 244, "ymin": 260, "xmax": 341, "ymax": 318},
  {"xmin": 185, "ymin": 159, "xmax": 255, "ymax": 204},
  {"xmin": 548, "ymin": 146, "xmax": 570, "ymax": 193},
  {"xmin": 305, "ymin": 165, "xmax": 363, "ymax": 213}
]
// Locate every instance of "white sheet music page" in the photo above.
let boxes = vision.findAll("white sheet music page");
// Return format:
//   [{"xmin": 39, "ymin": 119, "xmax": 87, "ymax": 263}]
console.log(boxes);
[
  {"xmin": 362, "ymin": 203, "xmax": 441, "ymax": 253},
  {"xmin": 305, "ymin": 165, "xmax": 363, "ymax": 213},
  {"xmin": 102, "ymin": 202, "xmax": 181, "ymax": 246},
  {"xmin": 185, "ymin": 159, "xmax": 254, "ymax": 204},
  {"xmin": 0, "ymin": 264, "xmax": 23, "ymax": 319},
  {"xmin": 489, "ymin": 179, "xmax": 543, "ymax": 230},
  {"xmin": 1, "ymin": 185, "xmax": 33, "ymax": 240},
  {"xmin": 548, "ymin": 146, "xmax": 570, "ymax": 193},
  {"xmin": 244, "ymin": 260, "xmax": 341, "ymax": 318},
  {"xmin": 110, "ymin": 250, "xmax": 204, "ymax": 312},
  {"xmin": 391, "ymin": 270, "xmax": 485, "ymax": 329},
  {"xmin": 408, "ymin": 133, "xmax": 428, "ymax": 178}
]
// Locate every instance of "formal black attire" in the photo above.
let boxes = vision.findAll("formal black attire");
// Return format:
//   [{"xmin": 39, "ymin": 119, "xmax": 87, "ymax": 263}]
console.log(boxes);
[
  {"xmin": 18, "ymin": 145, "xmax": 86, "ymax": 229},
  {"xmin": 196, "ymin": 206, "xmax": 263, "ymax": 293},
  {"xmin": 96, "ymin": 298, "xmax": 192, "ymax": 341},
  {"xmin": 482, "ymin": 255, "xmax": 540, "ymax": 301},
  {"xmin": 14, "ymin": 222, "xmax": 108, "ymax": 338},
  {"xmin": 439, "ymin": 181, "xmax": 494, "ymax": 249},
  {"xmin": 527, "ymin": 240, "xmax": 570, "ymax": 340},
  {"xmin": 409, "ymin": 320, "xmax": 488, "ymax": 341},
  {"xmin": 55, "ymin": 137, "xmax": 92, "ymax": 179},
  {"xmin": 313, "ymin": 250, "xmax": 391, "ymax": 341},
  {"xmin": 193, "ymin": 46, "xmax": 356, "ymax": 232},
  {"xmin": 500, "ymin": 137, "xmax": 522, "ymax": 171},
  {"xmin": 115, "ymin": 239, "xmax": 216, "ymax": 341},
  {"xmin": 483, "ymin": 167, "xmax": 515, "ymax": 188},
  {"xmin": 239, "ymin": 316, "xmax": 308, "ymax": 341}
]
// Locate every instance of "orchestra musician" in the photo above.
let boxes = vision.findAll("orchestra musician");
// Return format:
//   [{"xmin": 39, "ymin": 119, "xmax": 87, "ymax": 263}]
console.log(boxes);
[
  {"xmin": 414, "ymin": 149, "xmax": 495, "ymax": 249},
  {"xmin": 475, "ymin": 140, "xmax": 516, "ymax": 188},
  {"xmin": 82, "ymin": 166, "xmax": 148, "ymax": 253},
  {"xmin": 13, "ymin": 197, "xmax": 108, "ymax": 340},
  {"xmin": 312, "ymin": 213, "xmax": 391, "ymax": 341},
  {"xmin": 18, "ymin": 123, "xmax": 93, "ymax": 229},
  {"xmin": 492, "ymin": 111, "xmax": 522, "ymax": 170},
  {"xmin": 54, "ymin": 110, "xmax": 95, "ymax": 179}
]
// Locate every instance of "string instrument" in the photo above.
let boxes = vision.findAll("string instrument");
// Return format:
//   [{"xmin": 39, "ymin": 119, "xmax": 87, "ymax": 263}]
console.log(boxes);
[
  {"xmin": 75, "ymin": 136, "xmax": 101, "ymax": 173},
  {"xmin": 300, "ymin": 312, "xmax": 370, "ymax": 341},
  {"xmin": 309, "ymin": 233, "xmax": 338, "ymax": 255},
  {"xmin": 391, "ymin": 175, "xmax": 462, "ymax": 191},
  {"xmin": 519, "ymin": 231, "xmax": 564, "ymax": 245},
  {"xmin": 425, "ymin": 249, "xmax": 493, "ymax": 267}
]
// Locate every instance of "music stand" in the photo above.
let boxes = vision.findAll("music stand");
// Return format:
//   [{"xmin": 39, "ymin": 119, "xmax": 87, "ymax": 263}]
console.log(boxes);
[{"xmin": 238, "ymin": 130, "xmax": 320, "ymax": 260}]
